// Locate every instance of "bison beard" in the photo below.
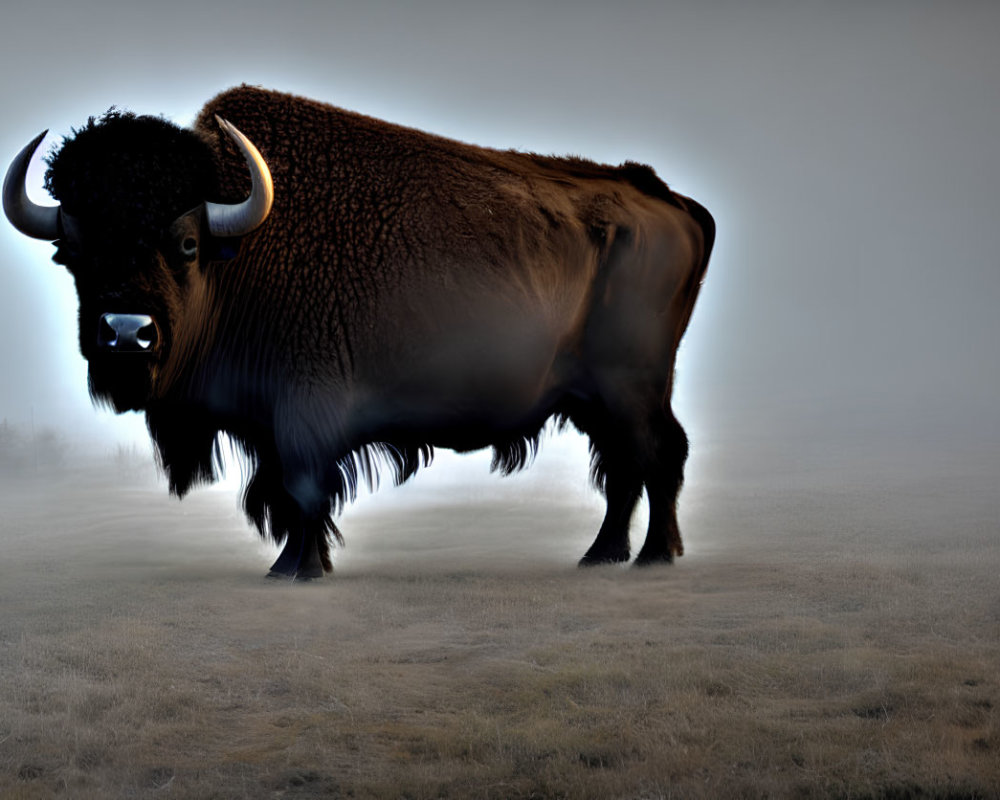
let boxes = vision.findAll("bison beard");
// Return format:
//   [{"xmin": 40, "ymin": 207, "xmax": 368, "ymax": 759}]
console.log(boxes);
[{"xmin": 6, "ymin": 85, "xmax": 714, "ymax": 579}]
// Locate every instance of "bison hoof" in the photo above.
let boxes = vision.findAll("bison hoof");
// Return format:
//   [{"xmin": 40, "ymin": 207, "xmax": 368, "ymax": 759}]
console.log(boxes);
[
  {"xmin": 632, "ymin": 552, "xmax": 675, "ymax": 567},
  {"xmin": 265, "ymin": 570, "xmax": 326, "ymax": 582},
  {"xmin": 578, "ymin": 551, "xmax": 630, "ymax": 567}
]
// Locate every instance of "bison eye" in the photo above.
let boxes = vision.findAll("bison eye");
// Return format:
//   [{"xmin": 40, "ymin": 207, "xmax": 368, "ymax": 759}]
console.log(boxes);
[{"xmin": 181, "ymin": 237, "xmax": 198, "ymax": 259}]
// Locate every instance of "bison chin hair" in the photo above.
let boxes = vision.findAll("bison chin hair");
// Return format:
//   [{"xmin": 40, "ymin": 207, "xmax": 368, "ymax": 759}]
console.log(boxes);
[{"xmin": 88, "ymin": 362, "xmax": 154, "ymax": 414}]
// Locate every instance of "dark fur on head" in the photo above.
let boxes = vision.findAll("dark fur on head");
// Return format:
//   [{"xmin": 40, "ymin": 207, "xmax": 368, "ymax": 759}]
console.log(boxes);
[{"xmin": 44, "ymin": 110, "xmax": 217, "ymax": 244}]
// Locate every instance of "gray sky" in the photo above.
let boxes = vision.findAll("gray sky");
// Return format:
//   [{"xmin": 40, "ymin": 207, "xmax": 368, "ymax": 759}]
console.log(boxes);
[{"xmin": 1, "ymin": 0, "xmax": 998, "ymax": 471}]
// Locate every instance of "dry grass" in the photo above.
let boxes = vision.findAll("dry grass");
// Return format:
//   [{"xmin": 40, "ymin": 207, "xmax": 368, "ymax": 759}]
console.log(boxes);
[{"xmin": 0, "ymin": 441, "xmax": 997, "ymax": 798}]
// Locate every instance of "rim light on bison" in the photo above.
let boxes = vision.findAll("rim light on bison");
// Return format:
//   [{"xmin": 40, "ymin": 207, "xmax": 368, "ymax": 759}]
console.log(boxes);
[{"xmin": 3, "ymin": 86, "xmax": 715, "ymax": 580}]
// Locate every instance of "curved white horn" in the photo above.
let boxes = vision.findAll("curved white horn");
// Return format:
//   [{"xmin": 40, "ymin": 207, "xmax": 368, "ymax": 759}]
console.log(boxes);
[
  {"xmin": 3, "ymin": 130, "xmax": 60, "ymax": 240},
  {"xmin": 205, "ymin": 117, "xmax": 273, "ymax": 237}
]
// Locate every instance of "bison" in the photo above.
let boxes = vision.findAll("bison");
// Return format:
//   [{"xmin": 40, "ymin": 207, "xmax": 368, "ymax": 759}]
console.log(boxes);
[{"xmin": 3, "ymin": 86, "xmax": 714, "ymax": 579}]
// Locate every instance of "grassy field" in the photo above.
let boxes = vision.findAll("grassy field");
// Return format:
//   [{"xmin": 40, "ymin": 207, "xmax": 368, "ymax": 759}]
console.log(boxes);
[{"xmin": 0, "ymin": 436, "xmax": 997, "ymax": 798}]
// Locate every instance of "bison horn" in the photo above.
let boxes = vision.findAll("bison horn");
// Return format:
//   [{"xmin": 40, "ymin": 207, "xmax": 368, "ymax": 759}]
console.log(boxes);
[
  {"xmin": 205, "ymin": 116, "xmax": 274, "ymax": 237},
  {"xmin": 3, "ymin": 130, "xmax": 60, "ymax": 241}
]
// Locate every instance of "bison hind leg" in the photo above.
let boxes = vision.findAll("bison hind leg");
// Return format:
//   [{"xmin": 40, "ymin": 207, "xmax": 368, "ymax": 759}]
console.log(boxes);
[
  {"xmin": 633, "ymin": 410, "xmax": 689, "ymax": 566},
  {"xmin": 575, "ymin": 420, "xmax": 644, "ymax": 566},
  {"xmin": 567, "ymin": 397, "xmax": 689, "ymax": 567},
  {"xmin": 578, "ymin": 464, "xmax": 643, "ymax": 565}
]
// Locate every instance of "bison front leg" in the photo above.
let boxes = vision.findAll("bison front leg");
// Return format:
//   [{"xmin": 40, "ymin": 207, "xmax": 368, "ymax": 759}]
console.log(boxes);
[
  {"xmin": 265, "ymin": 466, "xmax": 341, "ymax": 581},
  {"xmin": 267, "ymin": 518, "xmax": 333, "ymax": 581},
  {"xmin": 244, "ymin": 455, "xmax": 337, "ymax": 581}
]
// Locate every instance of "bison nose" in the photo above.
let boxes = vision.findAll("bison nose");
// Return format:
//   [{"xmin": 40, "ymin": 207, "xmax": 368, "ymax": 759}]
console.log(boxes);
[{"xmin": 97, "ymin": 313, "xmax": 160, "ymax": 353}]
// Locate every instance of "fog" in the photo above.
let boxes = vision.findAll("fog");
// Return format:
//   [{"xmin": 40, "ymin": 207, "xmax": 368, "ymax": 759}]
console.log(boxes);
[
  {"xmin": 2, "ymin": 9, "xmax": 1000, "ymax": 794},
  {"xmin": 1, "ymin": 0, "xmax": 998, "ymax": 526}
]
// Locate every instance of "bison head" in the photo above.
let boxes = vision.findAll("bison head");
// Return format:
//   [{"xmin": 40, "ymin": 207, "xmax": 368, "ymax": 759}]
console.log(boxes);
[{"xmin": 3, "ymin": 111, "xmax": 272, "ymax": 412}]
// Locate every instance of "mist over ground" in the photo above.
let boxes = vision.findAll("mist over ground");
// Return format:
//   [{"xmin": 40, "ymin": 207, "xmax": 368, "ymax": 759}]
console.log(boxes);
[{"xmin": 1, "ymin": 434, "xmax": 997, "ymax": 796}]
